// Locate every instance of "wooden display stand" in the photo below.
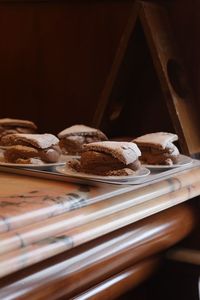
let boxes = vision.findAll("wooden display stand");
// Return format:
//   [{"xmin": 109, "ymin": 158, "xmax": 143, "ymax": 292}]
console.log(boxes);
[{"xmin": 93, "ymin": 1, "xmax": 200, "ymax": 157}]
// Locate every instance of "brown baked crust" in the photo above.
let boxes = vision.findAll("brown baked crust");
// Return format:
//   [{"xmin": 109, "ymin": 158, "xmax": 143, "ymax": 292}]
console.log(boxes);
[
  {"xmin": 4, "ymin": 145, "xmax": 39, "ymax": 163},
  {"xmin": 68, "ymin": 149, "xmax": 141, "ymax": 176},
  {"xmin": 133, "ymin": 132, "xmax": 180, "ymax": 165},
  {"xmin": 58, "ymin": 124, "xmax": 108, "ymax": 139},
  {"xmin": 83, "ymin": 141, "xmax": 141, "ymax": 165},
  {"xmin": 59, "ymin": 130, "xmax": 108, "ymax": 155},
  {"xmin": 0, "ymin": 118, "xmax": 37, "ymax": 148},
  {"xmin": 1, "ymin": 133, "xmax": 59, "ymax": 149},
  {"xmin": 133, "ymin": 132, "xmax": 178, "ymax": 150},
  {"xmin": 140, "ymin": 152, "xmax": 179, "ymax": 165},
  {"xmin": 4, "ymin": 144, "xmax": 60, "ymax": 163},
  {"xmin": 0, "ymin": 118, "xmax": 37, "ymax": 130},
  {"xmin": 15, "ymin": 158, "xmax": 44, "ymax": 165},
  {"xmin": 59, "ymin": 136, "xmax": 85, "ymax": 155}
]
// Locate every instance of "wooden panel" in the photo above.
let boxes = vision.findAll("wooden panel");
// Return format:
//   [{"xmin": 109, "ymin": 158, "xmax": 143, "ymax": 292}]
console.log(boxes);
[
  {"xmin": 0, "ymin": 204, "xmax": 196, "ymax": 299},
  {"xmin": 73, "ymin": 258, "xmax": 159, "ymax": 300},
  {"xmin": 169, "ymin": 0, "xmax": 200, "ymax": 107},
  {"xmin": 93, "ymin": 17, "xmax": 174, "ymax": 138},
  {"xmin": 0, "ymin": 4, "xmax": 39, "ymax": 123},
  {"xmin": 0, "ymin": 1, "xmax": 132, "ymax": 134},
  {"xmin": 93, "ymin": 1, "xmax": 200, "ymax": 156},
  {"xmin": 140, "ymin": 2, "xmax": 200, "ymax": 156}
]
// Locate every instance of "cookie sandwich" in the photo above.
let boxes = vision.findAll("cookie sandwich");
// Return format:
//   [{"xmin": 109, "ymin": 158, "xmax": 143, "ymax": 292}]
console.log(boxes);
[
  {"xmin": 69, "ymin": 141, "xmax": 141, "ymax": 176},
  {"xmin": 133, "ymin": 132, "xmax": 180, "ymax": 165},
  {"xmin": 58, "ymin": 124, "xmax": 108, "ymax": 155},
  {"xmin": 0, "ymin": 118, "xmax": 37, "ymax": 145},
  {"xmin": 1, "ymin": 133, "xmax": 61, "ymax": 164}
]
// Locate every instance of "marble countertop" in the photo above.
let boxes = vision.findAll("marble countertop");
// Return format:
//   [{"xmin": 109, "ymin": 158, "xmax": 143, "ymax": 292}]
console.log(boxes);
[{"xmin": 0, "ymin": 160, "xmax": 199, "ymax": 278}]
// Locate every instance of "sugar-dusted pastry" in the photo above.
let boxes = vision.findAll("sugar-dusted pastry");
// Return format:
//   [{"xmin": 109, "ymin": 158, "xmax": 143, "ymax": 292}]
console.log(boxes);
[
  {"xmin": 0, "ymin": 118, "xmax": 37, "ymax": 145},
  {"xmin": 133, "ymin": 132, "xmax": 180, "ymax": 165},
  {"xmin": 58, "ymin": 124, "xmax": 108, "ymax": 155},
  {"xmin": 2, "ymin": 133, "xmax": 61, "ymax": 164},
  {"xmin": 69, "ymin": 141, "xmax": 141, "ymax": 176}
]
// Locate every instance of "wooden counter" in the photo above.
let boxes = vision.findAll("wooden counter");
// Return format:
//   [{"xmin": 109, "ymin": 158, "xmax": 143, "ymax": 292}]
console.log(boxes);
[{"xmin": 0, "ymin": 161, "xmax": 200, "ymax": 299}]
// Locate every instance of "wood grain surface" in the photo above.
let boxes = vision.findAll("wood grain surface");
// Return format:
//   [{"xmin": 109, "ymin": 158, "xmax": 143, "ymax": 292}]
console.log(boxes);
[{"xmin": 0, "ymin": 203, "xmax": 196, "ymax": 299}]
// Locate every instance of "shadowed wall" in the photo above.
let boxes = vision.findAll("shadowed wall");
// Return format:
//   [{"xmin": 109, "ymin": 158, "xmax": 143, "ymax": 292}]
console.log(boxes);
[{"xmin": 0, "ymin": 0, "xmax": 198, "ymax": 135}]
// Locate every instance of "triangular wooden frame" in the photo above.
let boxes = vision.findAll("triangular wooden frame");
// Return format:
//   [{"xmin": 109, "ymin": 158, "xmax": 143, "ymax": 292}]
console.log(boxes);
[{"xmin": 93, "ymin": 1, "xmax": 200, "ymax": 156}]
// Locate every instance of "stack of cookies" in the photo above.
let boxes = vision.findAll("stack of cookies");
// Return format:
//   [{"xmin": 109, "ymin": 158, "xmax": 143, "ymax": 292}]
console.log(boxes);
[
  {"xmin": 1, "ymin": 133, "xmax": 61, "ymax": 164},
  {"xmin": 133, "ymin": 132, "xmax": 180, "ymax": 165},
  {"xmin": 0, "ymin": 118, "xmax": 37, "ymax": 145},
  {"xmin": 69, "ymin": 141, "xmax": 141, "ymax": 176},
  {"xmin": 58, "ymin": 124, "xmax": 108, "ymax": 155}
]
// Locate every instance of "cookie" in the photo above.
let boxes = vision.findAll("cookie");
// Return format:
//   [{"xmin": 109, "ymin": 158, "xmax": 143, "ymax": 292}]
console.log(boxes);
[
  {"xmin": 133, "ymin": 132, "xmax": 178, "ymax": 150},
  {"xmin": 69, "ymin": 141, "xmax": 141, "ymax": 176},
  {"xmin": 133, "ymin": 132, "xmax": 180, "ymax": 165},
  {"xmin": 58, "ymin": 124, "xmax": 108, "ymax": 155},
  {"xmin": 2, "ymin": 134, "xmax": 61, "ymax": 164},
  {"xmin": 0, "ymin": 118, "xmax": 37, "ymax": 130},
  {"xmin": 0, "ymin": 118, "xmax": 37, "ymax": 145},
  {"xmin": 1, "ymin": 133, "xmax": 59, "ymax": 149}
]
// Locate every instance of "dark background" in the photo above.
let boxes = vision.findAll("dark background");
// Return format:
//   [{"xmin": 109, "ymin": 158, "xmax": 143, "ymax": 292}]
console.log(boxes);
[{"xmin": 0, "ymin": 0, "xmax": 198, "ymax": 137}]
